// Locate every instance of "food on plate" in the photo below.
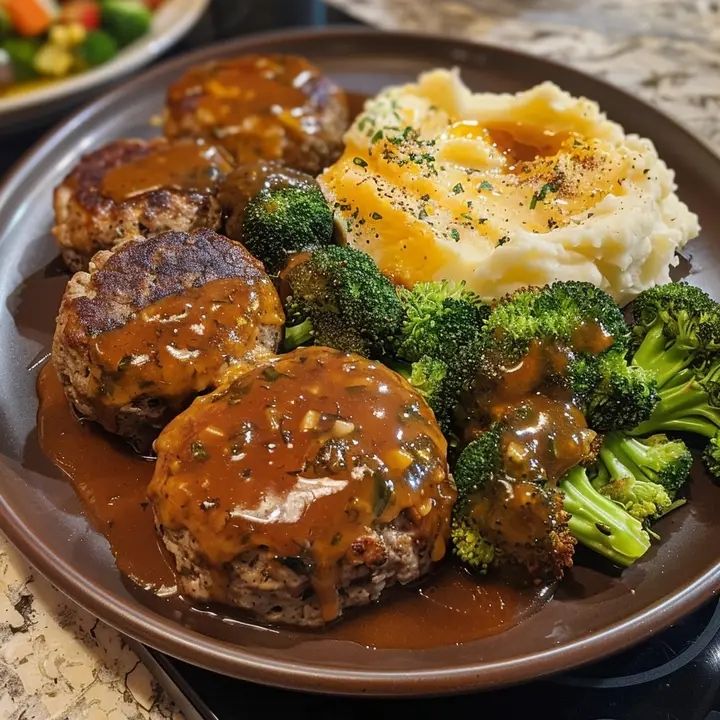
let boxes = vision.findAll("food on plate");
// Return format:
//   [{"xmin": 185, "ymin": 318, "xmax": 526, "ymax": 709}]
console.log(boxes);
[
  {"xmin": 628, "ymin": 283, "xmax": 720, "ymax": 474},
  {"xmin": 52, "ymin": 228, "xmax": 284, "ymax": 449},
  {"xmin": 0, "ymin": 0, "xmax": 155, "ymax": 93},
  {"xmin": 594, "ymin": 432, "xmax": 692, "ymax": 521},
  {"xmin": 389, "ymin": 279, "xmax": 490, "ymax": 433},
  {"xmin": 149, "ymin": 346, "xmax": 455, "ymax": 627},
  {"xmin": 281, "ymin": 245, "xmax": 403, "ymax": 357},
  {"xmin": 319, "ymin": 69, "xmax": 699, "ymax": 304},
  {"xmin": 218, "ymin": 161, "xmax": 334, "ymax": 274},
  {"xmin": 35, "ymin": 52, "xmax": 719, "ymax": 636},
  {"xmin": 52, "ymin": 137, "xmax": 232, "ymax": 270},
  {"xmin": 164, "ymin": 54, "xmax": 349, "ymax": 175}
]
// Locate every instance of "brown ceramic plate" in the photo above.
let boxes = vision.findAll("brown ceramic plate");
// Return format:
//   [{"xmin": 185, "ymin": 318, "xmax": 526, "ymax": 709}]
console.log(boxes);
[{"xmin": 0, "ymin": 28, "xmax": 719, "ymax": 696}]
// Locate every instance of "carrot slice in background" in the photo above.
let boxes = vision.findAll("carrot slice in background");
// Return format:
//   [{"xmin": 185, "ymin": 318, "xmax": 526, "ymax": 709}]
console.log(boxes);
[{"xmin": 4, "ymin": 0, "xmax": 59, "ymax": 37}]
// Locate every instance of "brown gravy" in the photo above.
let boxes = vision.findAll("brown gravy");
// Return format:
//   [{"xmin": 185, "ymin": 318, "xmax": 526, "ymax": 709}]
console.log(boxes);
[
  {"xmin": 150, "ymin": 347, "xmax": 456, "ymax": 622},
  {"xmin": 101, "ymin": 140, "xmax": 233, "ymax": 202},
  {"xmin": 37, "ymin": 361, "xmax": 543, "ymax": 647},
  {"xmin": 165, "ymin": 55, "xmax": 345, "ymax": 166},
  {"xmin": 85, "ymin": 276, "xmax": 283, "ymax": 431}
]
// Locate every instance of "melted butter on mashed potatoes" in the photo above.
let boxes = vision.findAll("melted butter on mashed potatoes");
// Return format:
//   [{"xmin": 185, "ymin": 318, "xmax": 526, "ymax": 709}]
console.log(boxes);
[{"xmin": 318, "ymin": 69, "xmax": 699, "ymax": 304}]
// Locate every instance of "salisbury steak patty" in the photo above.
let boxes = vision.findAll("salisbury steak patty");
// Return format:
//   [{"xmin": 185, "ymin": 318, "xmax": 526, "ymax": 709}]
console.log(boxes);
[
  {"xmin": 164, "ymin": 54, "xmax": 349, "ymax": 175},
  {"xmin": 149, "ymin": 347, "xmax": 456, "ymax": 627},
  {"xmin": 53, "ymin": 138, "xmax": 232, "ymax": 271},
  {"xmin": 52, "ymin": 229, "xmax": 284, "ymax": 449}
]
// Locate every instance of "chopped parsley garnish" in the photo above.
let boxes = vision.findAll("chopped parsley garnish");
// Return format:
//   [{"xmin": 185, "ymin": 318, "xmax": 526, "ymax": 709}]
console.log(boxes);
[
  {"xmin": 529, "ymin": 181, "xmax": 558, "ymax": 210},
  {"xmin": 450, "ymin": 228, "xmax": 460, "ymax": 242},
  {"xmin": 190, "ymin": 441, "xmax": 209, "ymax": 461},
  {"xmin": 371, "ymin": 129, "xmax": 384, "ymax": 143},
  {"xmin": 353, "ymin": 157, "xmax": 368, "ymax": 168},
  {"xmin": 478, "ymin": 180, "xmax": 493, "ymax": 191},
  {"xmin": 261, "ymin": 367, "xmax": 282, "ymax": 382},
  {"xmin": 371, "ymin": 212, "xmax": 383, "ymax": 220},
  {"xmin": 452, "ymin": 183, "xmax": 464, "ymax": 194},
  {"xmin": 496, "ymin": 235, "xmax": 510, "ymax": 247},
  {"xmin": 117, "ymin": 355, "xmax": 132, "ymax": 372}
]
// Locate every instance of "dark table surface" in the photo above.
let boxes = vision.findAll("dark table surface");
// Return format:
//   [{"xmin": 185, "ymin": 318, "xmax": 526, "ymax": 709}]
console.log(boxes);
[{"xmin": 0, "ymin": 0, "xmax": 355, "ymax": 177}]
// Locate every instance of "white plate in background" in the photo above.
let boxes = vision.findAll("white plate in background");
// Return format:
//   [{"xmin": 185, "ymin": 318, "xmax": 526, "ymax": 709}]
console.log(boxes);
[{"xmin": 0, "ymin": 0, "xmax": 210, "ymax": 132}]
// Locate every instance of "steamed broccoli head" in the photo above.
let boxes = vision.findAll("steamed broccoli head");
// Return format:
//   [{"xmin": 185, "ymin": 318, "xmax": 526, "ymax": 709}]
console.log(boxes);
[
  {"xmin": 450, "ymin": 424, "xmax": 576, "ymax": 581},
  {"xmin": 630, "ymin": 359, "xmax": 720, "ymax": 478},
  {"xmin": 593, "ymin": 456, "xmax": 673, "ymax": 523},
  {"xmin": 583, "ymin": 351, "xmax": 658, "ymax": 431},
  {"xmin": 395, "ymin": 280, "xmax": 489, "ymax": 364},
  {"xmin": 483, "ymin": 281, "xmax": 629, "ymax": 365},
  {"xmin": 391, "ymin": 280, "xmax": 488, "ymax": 435},
  {"xmin": 592, "ymin": 432, "xmax": 691, "ymax": 522},
  {"xmin": 451, "ymin": 514, "xmax": 495, "ymax": 571},
  {"xmin": 282, "ymin": 245, "xmax": 403, "ymax": 358},
  {"xmin": 406, "ymin": 355, "xmax": 447, "ymax": 405},
  {"xmin": 624, "ymin": 433, "xmax": 693, "ymax": 494},
  {"xmin": 703, "ymin": 433, "xmax": 720, "ymax": 478},
  {"xmin": 220, "ymin": 164, "xmax": 334, "ymax": 274},
  {"xmin": 632, "ymin": 282, "xmax": 717, "ymax": 344},
  {"xmin": 453, "ymin": 476, "xmax": 576, "ymax": 581},
  {"xmin": 631, "ymin": 282, "xmax": 720, "ymax": 387},
  {"xmin": 453, "ymin": 424, "xmax": 504, "ymax": 498}
]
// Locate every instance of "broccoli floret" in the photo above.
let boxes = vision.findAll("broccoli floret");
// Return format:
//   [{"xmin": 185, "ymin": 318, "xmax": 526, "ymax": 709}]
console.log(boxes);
[
  {"xmin": 452, "ymin": 425, "xmax": 503, "ymax": 497},
  {"xmin": 631, "ymin": 282, "xmax": 720, "ymax": 387},
  {"xmin": 282, "ymin": 246, "xmax": 403, "ymax": 358},
  {"xmin": 593, "ymin": 445, "xmax": 672, "ymax": 523},
  {"xmin": 630, "ymin": 358, "xmax": 720, "ymax": 479},
  {"xmin": 241, "ymin": 180, "xmax": 334, "ymax": 274},
  {"xmin": 391, "ymin": 355, "xmax": 449, "ymax": 414},
  {"xmin": 389, "ymin": 281, "xmax": 489, "ymax": 434},
  {"xmin": 560, "ymin": 466, "xmax": 651, "ymax": 567},
  {"xmin": 395, "ymin": 280, "xmax": 489, "ymax": 364},
  {"xmin": 451, "ymin": 425, "xmax": 575, "ymax": 580},
  {"xmin": 407, "ymin": 355, "xmax": 448, "ymax": 404},
  {"xmin": 472, "ymin": 282, "xmax": 653, "ymax": 432},
  {"xmin": 484, "ymin": 281, "xmax": 629, "ymax": 365},
  {"xmin": 451, "ymin": 515, "xmax": 495, "ymax": 571},
  {"xmin": 601, "ymin": 432, "xmax": 692, "ymax": 496},
  {"xmin": 703, "ymin": 434, "xmax": 720, "ymax": 478},
  {"xmin": 584, "ymin": 352, "xmax": 658, "ymax": 431}
]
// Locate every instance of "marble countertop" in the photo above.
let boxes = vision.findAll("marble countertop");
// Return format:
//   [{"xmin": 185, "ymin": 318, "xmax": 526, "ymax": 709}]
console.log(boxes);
[
  {"xmin": 2, "ymin": 1, "xmax": 718, "ymax": 717},
  {"xmin": 326, "ymin": 0, "xmax": 720, "ymax": 153}
]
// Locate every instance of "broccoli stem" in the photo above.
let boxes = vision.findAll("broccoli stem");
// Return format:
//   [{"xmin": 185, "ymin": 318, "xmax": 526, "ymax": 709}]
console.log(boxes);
[
  {"xmin": 603, "ymin": 433, "xmax": 682, "ymax": 488},
  {"xmin": 560, "ymin": 467, "xmax": 651, "ymax": 567},
  {"xmin": 630, "ymin": 378, "xmax": 720, "ymax": 439},
  {"xmin": 632, "ymin": 322, "xmax": 695, "ymax": 388},
  {"xmin": 283, "ymin": 318, "xmax": 314, "ymax": 350}
]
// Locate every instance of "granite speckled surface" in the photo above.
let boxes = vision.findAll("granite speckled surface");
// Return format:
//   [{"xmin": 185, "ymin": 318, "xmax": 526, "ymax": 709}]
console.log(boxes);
[
  {"xmin": 326, "ymin": 0, "xmax": 720, "ymax": 153},
  {"xmin": 1, "ymin": 1, "xmax": 718, "ymax": 717}
]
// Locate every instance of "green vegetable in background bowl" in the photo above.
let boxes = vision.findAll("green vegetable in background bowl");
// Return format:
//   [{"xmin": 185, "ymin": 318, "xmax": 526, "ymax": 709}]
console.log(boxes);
[{"xmin": 101, "ymin": 0, "xmax": 152, "ymax": 47}]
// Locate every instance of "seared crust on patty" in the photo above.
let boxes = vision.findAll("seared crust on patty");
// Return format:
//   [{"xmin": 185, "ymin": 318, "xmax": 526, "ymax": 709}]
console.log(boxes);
[
  {"xmin": 53, "ymin": 229, "xmax": 284, "ymax": 449},
  {"xmin": 162, "ymin": 517, "xmax": 432, "ymax": 628},
  {"xmin": 164, "ymin": 54, "xmax": 349, "ymax": 175},
  {"xmin": 53, "ymin": 138, "xmax": 227, "ymax": 271}
]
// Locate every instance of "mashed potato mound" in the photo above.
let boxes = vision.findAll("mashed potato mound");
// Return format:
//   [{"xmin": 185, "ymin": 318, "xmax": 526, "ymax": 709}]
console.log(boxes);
[{"xmin": 318, "ymin": 70, "xmax": 699, "ymax": 304}]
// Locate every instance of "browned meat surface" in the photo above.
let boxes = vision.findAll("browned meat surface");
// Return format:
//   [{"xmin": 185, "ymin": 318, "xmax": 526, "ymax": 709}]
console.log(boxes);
[
  {"xmin": 149, "ymin": 347, "xmax": 456, "ymax": 626},
  {"xmin": 52, "ymin": 138, "xmax": 232, "ymax": 271},
  {"xmin": 164, "ymin": 54, "xmax": 349, "ymax": 175},
  {"xmin": 52, "ymin": 229, "xmax": 284, "ymax": 450}
]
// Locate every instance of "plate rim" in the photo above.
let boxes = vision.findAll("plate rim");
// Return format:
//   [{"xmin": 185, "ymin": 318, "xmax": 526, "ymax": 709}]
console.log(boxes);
[{"xmin": 1, "ymin": 25, "xmax": 720, "ymax": 696}]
